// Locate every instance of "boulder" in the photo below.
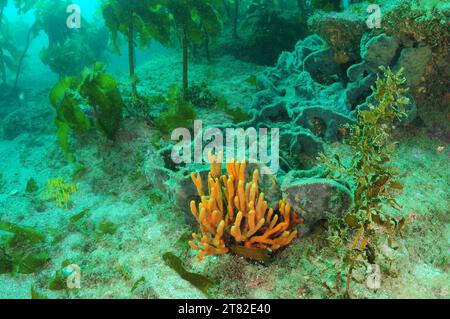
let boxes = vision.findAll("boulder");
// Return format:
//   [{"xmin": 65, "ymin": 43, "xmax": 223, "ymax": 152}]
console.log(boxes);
[
  {"xmin": 308, "ymin": 11, "xmax": 367, "ymax": 64},
  {"xmin": 394, "ymin": 46, "xmax": 432, "ymax": 86},
  {"xmin": 283, "ymin": 178, "xmax": 353, "ymax": 228},
  {"xmin": 362, "ymin": 34, "xmax": 400, "ymax": 72}
]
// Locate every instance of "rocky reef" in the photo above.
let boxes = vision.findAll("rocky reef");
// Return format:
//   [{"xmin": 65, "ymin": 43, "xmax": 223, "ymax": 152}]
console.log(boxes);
[
  {"xmin": 309, "ymin": 0, "xmax": 450, "ymax": 114},
  {"xmin": 251, "ymin": 34, "xmax": 353, "ymax": 171},
  {"xmin": 146, "ymin": 0, "xmax": 449, "ymax": 248},
  {"xmin": 251, "ymin": 22, "xmax": 443, "ymax": 164},
  {"xmin": 154, "ymin": 4, "xmax": 447, "ymax": 234},
  {"xmin": 210, "ymin": 0, "xmax": 450, "ymax": 232}
]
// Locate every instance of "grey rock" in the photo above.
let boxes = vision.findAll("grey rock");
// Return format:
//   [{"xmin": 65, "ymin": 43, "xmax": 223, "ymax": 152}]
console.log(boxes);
[
  {"xmin": 394, "ymin": 46, "xmax": 432, "ymax": 86},
  {"xmin": 282, "ymin": 178, "xmax": 353, "ymax": 227},
  {"xmin": 362, "ymin": 34, "xmax": 400, "ymax": 71}
]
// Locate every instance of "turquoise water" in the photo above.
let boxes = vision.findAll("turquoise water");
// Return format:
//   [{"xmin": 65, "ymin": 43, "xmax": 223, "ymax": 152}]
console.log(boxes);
[{"xmin": 0, "ymin": 0, "xmax": 448, "ymax": 299}]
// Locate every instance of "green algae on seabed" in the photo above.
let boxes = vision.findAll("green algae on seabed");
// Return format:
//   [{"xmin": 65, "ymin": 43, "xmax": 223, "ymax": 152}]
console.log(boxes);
[
  {"xmin": 0, "ymin": 222, "xmax": 50, "ymax": 274},
  {"xmin": 96, "ymin": 220, "xmax": 119, "ymax": 236},
  {"xmin": 70, "ymin": 208, "xmax": 90, "ymax": 224},
  {"xmin": 163, "ymin": 252, "xmax": 214, "ymax": 297},
  {"xmin": 25, "ymin": 178, "xmax": 38, "ymax": 193},
  {"xmin": 131, "ymin": 276, "xmax": 146, "ymax": 293},
  {"xmin": 0, "ymin": 222, "xmax": 46, "ymax": 245}
]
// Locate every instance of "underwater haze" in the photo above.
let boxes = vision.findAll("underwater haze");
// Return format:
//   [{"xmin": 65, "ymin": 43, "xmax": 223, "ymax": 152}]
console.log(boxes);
[{"xmin": 0, "ymin": 0, "xmax": 449, "ymax": 300}]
